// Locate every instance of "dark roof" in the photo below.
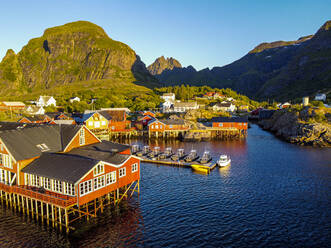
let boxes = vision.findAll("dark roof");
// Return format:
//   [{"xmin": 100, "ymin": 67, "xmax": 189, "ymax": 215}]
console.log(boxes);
[
  {"xmin": 211, "ymin": 117, "xmax": 248, "ymax": 123},
  {"xmin": 98, "ymin": 110, "xmax": 113, "ymax": 121},
  {"xmin": 21, "ymin": 153, "xmax": 97, "ymax": 184},
  {"xmin": 24, "ymin": 115, "xmax": 48, "ymax": 122},
  {"xmin": 45, "ymin": 112, "xmax": 69, "ymax": 120},
  {"xmin": 153, "ymin": 119, "xmax": 185, "ymax": 125},
  {"xmin": 72, "ymin": 112, "xmax": 94, "ymax": 124},
  {"xmin": 0, "ymin": 122, "xmax": 41, "ymax": 131},
  {"xmin": 67, "ymin": 141, "xmax": 130, "ymax": 165},
  {"xmin": 0, "ymin": 125, "xmax": 82, "ymax": 161}
]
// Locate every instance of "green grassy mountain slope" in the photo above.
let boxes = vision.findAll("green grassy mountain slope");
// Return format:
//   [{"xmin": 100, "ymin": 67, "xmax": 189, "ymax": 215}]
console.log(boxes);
[
  {"xmin": 0, "ymin": 21, "xmax": 158, "ymax": 99},
  {"xmin": 152, "ymin": 20, "xmax": 331, "ymax": 101}
]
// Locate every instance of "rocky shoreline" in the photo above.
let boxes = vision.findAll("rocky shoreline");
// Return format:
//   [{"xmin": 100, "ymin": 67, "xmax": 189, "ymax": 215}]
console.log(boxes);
[{"xmin": 259, "ymin": 108, "xmax": 331, "ymax": 147}]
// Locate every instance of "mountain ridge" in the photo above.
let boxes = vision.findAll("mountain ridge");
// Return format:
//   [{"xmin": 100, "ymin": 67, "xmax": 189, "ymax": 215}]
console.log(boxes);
[
  {"xmin": 0, "ymin": 20, "xmax": 158, "ymax": 98},
  {"xmin": 152, "ymin": 20, "xmax": 331, "ymax": 101}
]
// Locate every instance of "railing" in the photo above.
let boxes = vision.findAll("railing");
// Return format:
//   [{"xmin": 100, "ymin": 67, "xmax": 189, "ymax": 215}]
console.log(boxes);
[
  {"xmin": 0, "ymin": 182, "xmax": 12, "ymax": 193},
  {"xmin": 10, "ymin": 185, "xmax": 77, "ymax": 208}
]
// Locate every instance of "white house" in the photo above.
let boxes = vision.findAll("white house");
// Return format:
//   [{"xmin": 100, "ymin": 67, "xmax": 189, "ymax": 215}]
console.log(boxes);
[
  {"xmin": 173, "ymin": 102, "xmax": 198, "ymax": 113},
  {"xmin": 210, "ymin": 102, "xmax": 236, "ymax": 112},
  {"xmin": 315, "ymin": 93, "xmax": 326, "ymax": 101},
  {"xmin": 69, "ymin": 97, "xmax": 80, "ymax": 103},
  {"xmin": 25, "ymin": 105, "xmax": 45, "ymax": 115},
  {"xmin": 161, "ymin": 93, "xmax": 175, "ymax": 102},
  {"xmin": 36, "ymin": 96, "xmax": 56, "ymax": 107}
]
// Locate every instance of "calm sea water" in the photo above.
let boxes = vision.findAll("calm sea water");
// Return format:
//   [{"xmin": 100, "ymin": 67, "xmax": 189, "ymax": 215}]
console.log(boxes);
[{"xmin": 0, "ymin": 124, "xmax": 330, "ymax": 248}]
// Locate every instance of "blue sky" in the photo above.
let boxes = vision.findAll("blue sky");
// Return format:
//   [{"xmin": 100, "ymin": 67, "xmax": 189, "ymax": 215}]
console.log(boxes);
[{"xmin": 0, "ymin": 0, "xmax": 330, "ymax": 70}]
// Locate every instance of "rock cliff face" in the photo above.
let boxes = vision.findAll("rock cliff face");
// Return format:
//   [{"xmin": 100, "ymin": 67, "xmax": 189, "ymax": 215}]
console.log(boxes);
[
  {"xmin": 259, "ymin": 108, "xmax": 331, "ymax": 147},
  {"xmin": 0, "ymin": 21, "xmax": 157, "ymax": 96},
  {"xmin": 147, "ymin": 56, "xmax": 182, "ymax": 75},
  {"xmin": 152, "ymin": 20, "xmax": 331, "ymax": 101}
]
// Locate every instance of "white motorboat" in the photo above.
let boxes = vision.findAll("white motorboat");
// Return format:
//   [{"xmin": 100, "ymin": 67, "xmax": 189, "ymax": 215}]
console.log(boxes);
[{"xmin": 217, "ymin": 155, "xmax": 231, "ymax": 167}]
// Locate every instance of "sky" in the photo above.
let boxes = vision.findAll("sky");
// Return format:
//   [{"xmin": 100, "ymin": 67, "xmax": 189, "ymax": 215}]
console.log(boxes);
[{"xmin": 0, "ymin": 0, "xmax": 330, "ymax": 70}]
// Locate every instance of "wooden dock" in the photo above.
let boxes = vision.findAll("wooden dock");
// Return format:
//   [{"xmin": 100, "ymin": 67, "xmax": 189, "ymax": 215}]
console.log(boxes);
[{"xmin": 141, "ymin": 157, "xmax": 217, "ymax": 171}]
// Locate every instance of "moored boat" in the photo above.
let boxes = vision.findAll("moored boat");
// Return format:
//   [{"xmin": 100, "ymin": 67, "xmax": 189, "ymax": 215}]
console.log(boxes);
[
  {"xmin": 217, "ymin": 155, "xmax": 231, "ymax": 167},
  {"xmin": 171, "ymin": 148, "xmax": 186, "ymax": 161},
  {"xmin": 198, "ymin": 151, "xmax": 212, "ymax": 164},
  {"xmin": 131, "ymin": 144, "xmax": 140, "ymax": 155},
  {"xmin": 136, "ymin": 145, "xmax": 150, "ymax": 157},
  {"xmin": 148, "ymin": 146, "xmax": 161, "ymax": 159},
  {"xmin": 184, "ymin": 149, "xmax": 199, "ymax": 162},
  {"xmin": 191, "ymin": 164, "xmax": 210, "ymax": 174},
  {"xmin": 158, "ymin": 147, "xmax": 173, "ymax": 159}
]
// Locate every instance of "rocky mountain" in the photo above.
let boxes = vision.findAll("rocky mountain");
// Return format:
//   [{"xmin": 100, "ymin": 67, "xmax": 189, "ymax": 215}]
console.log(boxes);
[
  {"xmin": 0, "ymin": 21, "xmax": 158, "ymax": 98},
  {"xmin": 153, "ymin": 20, "xmax": 331, "ymax": 101},
  {"xmin": 147, "ymin": 56, "xmax": 182, "ymax": 75}
]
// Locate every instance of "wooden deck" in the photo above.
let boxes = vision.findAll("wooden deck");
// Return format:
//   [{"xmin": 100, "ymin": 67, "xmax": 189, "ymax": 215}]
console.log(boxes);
[{"xmin": 141, "ymin": 157, "xmax": 217, "ymax": 171}]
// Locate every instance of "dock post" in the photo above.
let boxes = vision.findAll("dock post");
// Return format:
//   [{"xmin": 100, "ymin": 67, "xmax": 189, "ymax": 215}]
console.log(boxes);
[
  {"xmin": 58, "ymin": 207, "xmax": 62, "ymax": 231},
  {"xmin": 46, "ymin": 203, "xmax": 49, "ymax": 226},
  {"xmin": 65, "ymin": 208, "xmax": 69, "ymax": 234},
  {"xmin": 41, "ymin": 202, "xmax": 44, "ymax": 223},
  {"xmin": 51, "ymin": 205, "xmax": 55, "ymax": 227},
  {"xmin": 31, "ymin": 198, "xmax": 34, "ymax": 218},
  {"xmin": 26, "ymin": 197, "xmax": 29, "ymax": 216},
  {"xmin": 86, "ymin": 204, "xmax": 89, "ymax": 221},
  {"xmin": 22, "ymin": 196, "xmax": 25, "ymax": 214},
  {"xmin": 35, "ymin": 200, "xmax": 38, "ymax": 221}
]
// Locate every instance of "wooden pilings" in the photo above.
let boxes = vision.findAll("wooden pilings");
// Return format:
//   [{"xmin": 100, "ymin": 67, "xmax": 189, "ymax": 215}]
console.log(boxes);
[{"xmin": 0, "ymin": 180, "xmax": 140, "ymax": 234}]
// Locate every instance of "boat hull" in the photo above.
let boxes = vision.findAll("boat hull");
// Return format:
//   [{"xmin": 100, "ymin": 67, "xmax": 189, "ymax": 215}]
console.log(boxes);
[
  {"xmin": 191, "ymin": 164, "xmax": 210, "ymax": 174},
  {"xmin": 217, "ymin": 159, "xmax": 231, "ymax": 167}
]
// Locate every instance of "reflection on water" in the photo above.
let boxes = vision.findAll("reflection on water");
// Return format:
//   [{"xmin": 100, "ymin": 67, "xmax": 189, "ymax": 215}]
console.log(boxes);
[{"xmin": 0, "ymin": 124, "xmax": 330, "ymax": 247}]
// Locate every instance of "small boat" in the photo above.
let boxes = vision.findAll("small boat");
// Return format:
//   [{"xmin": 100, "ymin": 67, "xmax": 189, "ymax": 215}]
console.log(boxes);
[
  {"xmin": 148, "ymin": 147, "xmax": 161, "ymax": 159},
  {"xmin": 184, "ymin": 149, "xmax": 199, "ymax": 162},
  {"xmin": 191, "ymin": 164, "xmax": 210, "ymax": 174},
  {"xmin": 131, "ymin": 144, "xmax": 140, "ymax": 155},
  {"xmin": 217, "ymin": 155, "xmax": 231, "ymax": 167},
  {"xmin": 136, "ymin": 145, "xmax": 150, "ymax": 157},
  {"xmin": 198, "ymin": 151, "xmax": 212, "ymax": 164},
  {"xmin": 171, "ymin": 148, "xmax": 187, "ymax": 161},
  {"xmin": 158, "ymin": 147, "xmax": 173, "ymax": 159}
]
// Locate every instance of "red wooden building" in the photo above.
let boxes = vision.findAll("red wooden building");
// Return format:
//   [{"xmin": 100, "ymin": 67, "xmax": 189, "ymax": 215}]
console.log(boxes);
[
  {"xmin": 148, "ymin": 119, "xmax": 189, "ymax": 132},
  {"xmin": 211, "ymin": 117, "xmax": 248, "ymax": 130},
  {"xmin": 0, "ymin": 124, "xmax": 140, "ymax": 232},
  {"xmin": 18, "ymin": 115, "xmax": 52, "ymax": 124}
]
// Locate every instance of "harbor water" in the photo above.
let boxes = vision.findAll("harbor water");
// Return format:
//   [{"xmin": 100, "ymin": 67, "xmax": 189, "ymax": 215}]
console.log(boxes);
[{"xmin": 0, "ymin": 124, "xmax": 330, "ymax": 247}]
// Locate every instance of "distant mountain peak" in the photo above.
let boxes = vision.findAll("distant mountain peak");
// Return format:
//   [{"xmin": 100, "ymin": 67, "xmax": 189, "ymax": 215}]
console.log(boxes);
[
  {"xmin": 147, "ymin": 56, "xmax": 182, "ymax": 75},
  {"xmin": 249, "ymin": 35, "xmax": 313, "ymax": 54}
]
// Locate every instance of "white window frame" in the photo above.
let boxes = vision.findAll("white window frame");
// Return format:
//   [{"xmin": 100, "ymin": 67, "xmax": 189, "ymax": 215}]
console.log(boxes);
[
  {"xmin": 93, "ymin": 163, "xmax": 105, "ymax": 176},
  {"xmin": 93, "ymin": 175, "xmax": 105, "ymax": 190},
  {"xmin": 131, "ymin": 163, "xmax": 138, "ymax": 173},
  {"xmin": 101, "ymin": 121, "xmax": 106, "ymax": 126},
  {"xmin": 64, "ymin": 182, "xmax": 75, "ymax": 196},
  {"xmin": 219, "ymin": 123, "xmax": 223, "ymax": 127},
  {"xmin": 2, "ymin": 154, "xmax": 12, "ymax": 169},
  {"xmin": 79, "ymin": 180, "xmax": 93, "ymax": 196},
  {"xmin": 106, "ymin": 171, "xmax": 116, "ymax": 185},
  {"xmin": 119, "ymin": 167, "xmax": 126, "ymax": 178},
  {"xmin": 53, "ymin": 179, "xmax": 63, "ymax": 193}
]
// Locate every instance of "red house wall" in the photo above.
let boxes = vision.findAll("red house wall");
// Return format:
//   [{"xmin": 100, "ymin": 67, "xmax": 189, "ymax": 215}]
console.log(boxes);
[
  {"xmin": 78, "ymin": 156, "xmax": 140, "ymax": 206},
  {"xmin": 212, "ymin": 122, "xmax": 248, "ymax": 130}
]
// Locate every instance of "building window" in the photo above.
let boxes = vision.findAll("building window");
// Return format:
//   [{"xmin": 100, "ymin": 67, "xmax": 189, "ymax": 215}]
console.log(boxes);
[
  {"xmin": 79, "ymin": 180, "xmax": 92, "ymax": 196},
  {"xmin": 88, "ymin": 121, "xmax": 93, "ymax": 126},
  {"xmin": 0, "ymin": 154, "xmax": 2, "ymax": 165},
  {"xmin": 169, "ymin": 125, "xmax": 173, "ymax": 129},
  {"xmin": 94, "ymin": 175, "xmax": 105, "ymax": 190},
  {"xmin": 119, "ymin": 167, "xmax": 126, "ymax": 178},
  {"xmin": 244, "ymin": 123, "xmax": 246, "ymax": 126},
  {"xmin": 106, "ymin": 171, "xmax": 116, "ymax": 185},
  {"xmin": 53, "ymin": 180, "xmax": 63, "ymax": 193},
  {"xmin": 0, "ymin": 144, "xmax": 3, "ymax": 151},
  {"xmin": 64, "ymin": 182, "xmax": 75, "ymax": 196},
  {"xmin": 93, "ymin": 163, "xmax": 104, "ymax": 176},
  {"xmin": 101, "ymin": 121, "xmax": 106, "ymax": 125},
  {"xmin": 24, "ymin": 174, "xmax": 29, "ymax": 185},
  {"xmin": 2, "ymin": 154, "xmax": 12, "ymax": 169},
  {"xmin": 132, "ymin": 163, "xmax": 138, "ymax": 173},
  {"xmin": 43, "ymin": 177, "xmax": 51, "ymax": 190},
  {"xmin": 79, "ymin": 128, "xmax": 85, "ymax": 145},
  {"xmin": 219, "ymin": 123, "xmax": 223, "ymax": 127}
]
